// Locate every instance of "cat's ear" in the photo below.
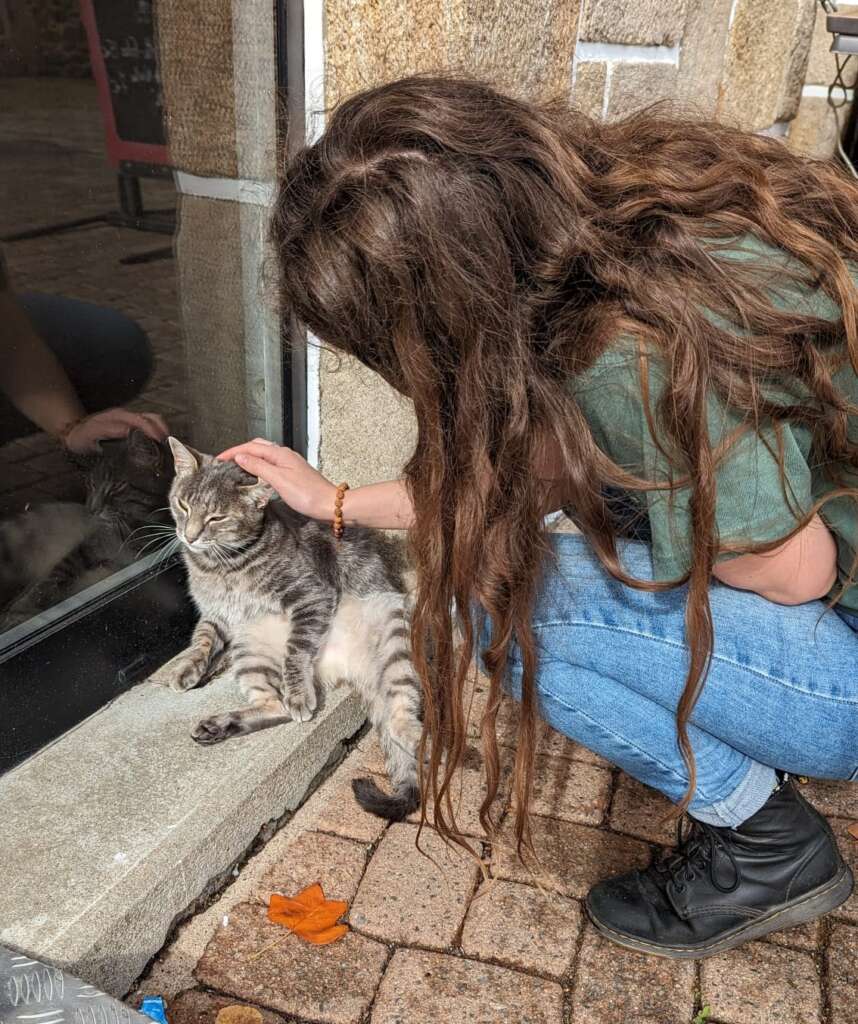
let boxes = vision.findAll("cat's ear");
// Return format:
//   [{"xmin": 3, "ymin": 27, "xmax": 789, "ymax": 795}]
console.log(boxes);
[
  {"xmin": 168, "ymin": 437, "xmax": 210, "ymax": 476},
  {"xmin": 128, "ymin": 427, "xmax": 163, "ymax": 469},
  {"xmin": 240, "ymin": 478, "xmax": 275, "ymax": 509}
]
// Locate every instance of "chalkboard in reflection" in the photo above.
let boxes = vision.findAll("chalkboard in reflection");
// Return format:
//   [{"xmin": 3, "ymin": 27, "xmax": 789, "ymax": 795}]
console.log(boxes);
[{"xmin": 81, "ymin": 0, "xmax": 170, "ymax": 170}]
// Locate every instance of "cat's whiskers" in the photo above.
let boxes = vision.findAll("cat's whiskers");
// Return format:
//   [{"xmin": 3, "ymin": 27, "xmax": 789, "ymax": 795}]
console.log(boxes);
[{"xmin": 135, "ymin": 533, "xmax": 180, "ymax": 558}]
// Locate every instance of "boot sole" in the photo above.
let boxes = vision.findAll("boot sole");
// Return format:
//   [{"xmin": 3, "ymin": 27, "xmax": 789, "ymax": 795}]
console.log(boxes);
[{"xmin": 585, "ymin": 862, "xmax": 854, "ymax": 960}]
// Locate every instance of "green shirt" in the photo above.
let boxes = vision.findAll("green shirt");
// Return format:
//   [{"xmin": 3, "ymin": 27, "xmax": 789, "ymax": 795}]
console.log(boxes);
[{"xmin": 569, "ymin": 230, "xmax": 858, "ymax": 611}]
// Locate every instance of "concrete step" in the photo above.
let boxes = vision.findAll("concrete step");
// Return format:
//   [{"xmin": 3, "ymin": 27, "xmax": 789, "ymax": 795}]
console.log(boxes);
[{"xmin": 0, "ymin": 660, "xmax": 366, "ymax": 997}]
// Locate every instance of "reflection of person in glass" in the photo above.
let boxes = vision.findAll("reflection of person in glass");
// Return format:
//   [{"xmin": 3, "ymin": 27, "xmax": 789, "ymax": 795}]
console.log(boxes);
[{"xmin": 0, "ymin": 250, "xmax": 168, "ymax": 453}]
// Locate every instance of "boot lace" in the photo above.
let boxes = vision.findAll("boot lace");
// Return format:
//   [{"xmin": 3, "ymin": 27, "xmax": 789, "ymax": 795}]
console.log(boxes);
[{"xmin": 652, "ymin": 817, "xmax": 741, "ymax": 898}]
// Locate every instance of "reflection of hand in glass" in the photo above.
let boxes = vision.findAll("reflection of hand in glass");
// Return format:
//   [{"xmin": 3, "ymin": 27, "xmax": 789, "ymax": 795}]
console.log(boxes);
[
  {"xmin": 0, "ymin": 257, "xmax": 168, "ymax": 452},
  {"xmin": 60, "ymin": 408, "xmax": 169, "ymax": 454}
]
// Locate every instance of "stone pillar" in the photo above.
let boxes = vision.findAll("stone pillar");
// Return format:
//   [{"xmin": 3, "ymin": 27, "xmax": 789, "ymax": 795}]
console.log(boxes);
[{"xmin": 154, "ymin": 0, "xmax": 280, "ymax": 455}]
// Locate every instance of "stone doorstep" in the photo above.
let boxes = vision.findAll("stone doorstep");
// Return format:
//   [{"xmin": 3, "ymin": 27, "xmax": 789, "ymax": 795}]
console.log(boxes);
[{"xmin": 0, "ymin": 661, "xmax": 368, "ymax": 999}]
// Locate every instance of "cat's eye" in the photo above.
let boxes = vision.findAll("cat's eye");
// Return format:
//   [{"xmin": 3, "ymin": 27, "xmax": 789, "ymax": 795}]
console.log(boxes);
[
  {"xmin": 176, "ymin": 500, "xmax": 190, "ymax": 515},
  {"xmin": 207, "ymin": 514, "xmax": 228, "ymax": 524}
]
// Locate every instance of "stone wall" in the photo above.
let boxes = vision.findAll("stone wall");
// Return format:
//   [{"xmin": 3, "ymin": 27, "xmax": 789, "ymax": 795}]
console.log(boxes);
[{"xmin": 316, "ymin": 0, "xmax": 853, "ymax": 491}]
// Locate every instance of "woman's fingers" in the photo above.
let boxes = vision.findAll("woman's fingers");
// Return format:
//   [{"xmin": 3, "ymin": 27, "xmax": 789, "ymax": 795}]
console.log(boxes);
[
  {"xmin": 232, "ymin": 452, "xmax": 284, "ymax": 488},
  {"xmin": 109, "ymin": 408, "xmax": 166, "ymax": 442},
  {"xmin": 219, "ymin": 441, "xmax": 294, "ymax": 466},
  {"xmin": 218, "ymin": 438, "xmax": 283, "ymax": 462},
  {"xmin": 141, "ymin": 411, "xmax": 170, "ymax": 438}
]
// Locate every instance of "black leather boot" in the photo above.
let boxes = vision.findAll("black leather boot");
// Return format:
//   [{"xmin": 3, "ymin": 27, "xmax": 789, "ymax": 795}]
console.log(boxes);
[{"xmin": 585, "ymin": 774, "xmax": 853, "ymax": 958}]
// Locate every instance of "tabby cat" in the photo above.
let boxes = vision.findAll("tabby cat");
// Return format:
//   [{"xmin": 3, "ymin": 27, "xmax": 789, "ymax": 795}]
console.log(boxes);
[
  {"xmin": 160, "ymin": 437, "xmax": 422, "ymax": 820},
  {"xmin": 0, "ymin": 430, "xmax": 174, "ymax": 630}
]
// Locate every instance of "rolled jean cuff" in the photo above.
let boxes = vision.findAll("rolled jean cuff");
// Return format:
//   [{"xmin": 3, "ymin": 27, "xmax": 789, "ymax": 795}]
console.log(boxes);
[{"xmin": 689, "ymin": 760, "xmax": 778, "ymax": 828}]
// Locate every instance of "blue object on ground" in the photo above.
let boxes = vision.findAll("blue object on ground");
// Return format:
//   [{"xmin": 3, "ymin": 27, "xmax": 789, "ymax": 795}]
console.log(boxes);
[{"xmin": 139, "ymin": 996, "xmax": 170, "ymax": 1024}]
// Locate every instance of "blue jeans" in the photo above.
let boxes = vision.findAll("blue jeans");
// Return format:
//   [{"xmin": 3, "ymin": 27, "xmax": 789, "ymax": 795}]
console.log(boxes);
[{"xmin": 471, "ymin": 533, "xmax": 858, "ymax": 828}]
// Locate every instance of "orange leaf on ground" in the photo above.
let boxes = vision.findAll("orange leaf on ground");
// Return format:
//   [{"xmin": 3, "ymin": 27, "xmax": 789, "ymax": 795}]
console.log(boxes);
[
  {"xmin": 267, "ymin": 883, "xmax": 349, "ymax": 945},
  {"xmin": 848, "ymin": 822, "xmax": 858, "ymax": 841}
]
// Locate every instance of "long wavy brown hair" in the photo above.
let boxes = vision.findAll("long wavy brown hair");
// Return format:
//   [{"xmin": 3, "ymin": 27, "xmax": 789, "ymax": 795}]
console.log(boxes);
[{"xmin": 270, "ymin": 71, "xmax": 858, "ymax": 858}]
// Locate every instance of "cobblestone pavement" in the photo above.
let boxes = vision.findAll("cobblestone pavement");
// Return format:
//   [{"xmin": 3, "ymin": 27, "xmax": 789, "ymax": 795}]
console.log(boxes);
[
  {"xmin": 0, "ymin": 77, "xmax": 186, "ymax": 518},
  {"xmin": 133, "ymin": 667, "xmax": 858, "ymax": 1024}
]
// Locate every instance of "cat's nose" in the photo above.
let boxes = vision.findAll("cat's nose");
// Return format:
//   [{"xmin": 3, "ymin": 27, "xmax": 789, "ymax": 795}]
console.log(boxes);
[{"xmin": 184, "ymin": 523, "xmax": 203, "ymax": 544}]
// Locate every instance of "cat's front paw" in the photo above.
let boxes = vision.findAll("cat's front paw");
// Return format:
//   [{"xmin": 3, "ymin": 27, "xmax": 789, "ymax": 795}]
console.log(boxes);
[
  {"xmin": 286, "ymin": 688, "xmax": 317, "ymax": 723},
  {"xmin": 191, "ymin": 713, "xmax": 241, "ymax": 744},
  {"xmin": 152, "ymin": 652, "xmax": 205, "ymax": 692}
]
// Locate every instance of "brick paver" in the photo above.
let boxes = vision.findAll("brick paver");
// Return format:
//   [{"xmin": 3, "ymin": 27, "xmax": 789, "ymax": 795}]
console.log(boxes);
[
  {"xmin": 608, "ymin": 773, "xmax": 678, "ymax": 845},
  {"xmin": 829, "ymin": 923, "xmax": 858, "ymax": 1024},
  {"xmin": 256, "ymin": 830, "xmax": 368, "ymax": 905},
  {"xmin": 800, "ymin": 778, "xmax": 858, "ymax": 819},
  {"xmin": 460, "ymin": 878, "xmax": 583, "ymax": 980},
  {"xmin": 493, "ymin": 813, "xmax": 652, "ymax": 899},
  {"xmin": 571, "ymin": 925, "xmax": 696, "ymax": 1024},
  {"xmin": 349, "ymin": 822, "xmax": 480, "ymax": 949},
  {"xmin": 527, "ymin": 754, "xmax": 613, "ymax": 826},
  {"xmin": 700, "ymin": 941, "xmax": 823, "ymax": 1024},
  {"xmin": 194, "ymin": 901, "xmax": 389, "ymax": 1024},
  {"xmin": 297, "ymin": 749, "xmax": 390, "ymax": 844},
  {"xmin": 832, "ymin": 816, "xmax": 858, "ymax": 924},
  {"xmin": 370, "ymin": 949, "xmax": 564, "ymax": 1024},
  {"xmin": 167, "ymin": 989, "xmax": 292, "ymax": 1024},
  {"xmin": 138, "ymin": 672, "xmax": 856, "ymax": 1024}
]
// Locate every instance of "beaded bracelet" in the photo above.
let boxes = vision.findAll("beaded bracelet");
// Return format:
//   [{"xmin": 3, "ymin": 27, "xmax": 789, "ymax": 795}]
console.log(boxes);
[{"xmin": 333, "ymin": 482, "xmax": 349, "ymax": 541}]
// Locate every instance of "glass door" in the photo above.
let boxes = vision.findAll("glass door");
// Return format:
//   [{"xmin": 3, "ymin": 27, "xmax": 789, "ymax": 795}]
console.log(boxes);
[{"xmin": 0, "ymin": 0, "xmax": 295, "ymax": 771}]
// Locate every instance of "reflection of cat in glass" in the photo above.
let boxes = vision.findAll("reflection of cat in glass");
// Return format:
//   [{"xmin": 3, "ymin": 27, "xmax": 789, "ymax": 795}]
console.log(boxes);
[
  {"xmin": 158, "ymin": 438, "xmax": 422, "ymax": 821},
  {"xmin": 0, "ymin": 430, "xmax": 174, "ymax": 629}
]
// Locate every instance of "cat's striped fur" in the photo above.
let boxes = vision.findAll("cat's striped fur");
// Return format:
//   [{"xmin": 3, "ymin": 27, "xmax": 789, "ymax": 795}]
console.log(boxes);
[{"xmin": 161, "ymin": 437, "xmax": 422, "ymax": 820}]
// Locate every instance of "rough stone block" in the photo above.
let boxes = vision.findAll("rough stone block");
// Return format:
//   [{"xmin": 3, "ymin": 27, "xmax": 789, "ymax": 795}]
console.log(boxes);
[
  {"xmin": 700, "ymin": 941, "xmax": 823, "ymax": 1024},
  {"xmin": 325, "ymin": 0, "xmax": 583, "ymax": 111},
  {"xmin": 578, "ymin": 0, "xmax": 687, "ymax": 46},
  {"xmin": 719, "ymin": 0, "xmax": 816, "ymax": 131},
  {"xmin": 675, "ymin": 0, "xmax": 734, "ymax": 118},
  {"xmin": 370, "ymin": 949, "xmax": 564, "ymax": 1024},
  {"xmin": 606, "ymin": 61, "xmax": 679, "ymax": 122},
  {"xmin": 788, "ymin": 94, "xmax": 852, "ymax": 160},
  {"xmin": 572, "ymin": 924, "xmax": 696, "ymax": 1023},
  {"xmin": 460, "ymin": 879, "xmax": 583, "ymax": 979},
  {"xmin": 573, "ymin": 61, "xmax": 607, "ymax": 119},
  {"xmin": 492, "ymin": 815, "xmax": 651, "ymax": 899},
  {"xmin": 194, "ymin": 901, "xmax": 388, "ymax": 1024},
  {"xmin": 349, "ymin": 822, "xmax": 480, "ymax": 948},
  {"xmin": 0, "ymin": 672, "xmax": 365, "ymax": 997}
]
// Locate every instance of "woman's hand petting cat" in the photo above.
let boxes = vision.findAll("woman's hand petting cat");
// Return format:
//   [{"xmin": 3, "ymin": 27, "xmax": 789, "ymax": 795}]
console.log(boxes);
[
  {"xmin": 63, "ymin": 408, "xmax": 169, "ymax": 454},
  {"xmin": 218, "ymin": 439, "xmax": 337, "ymax": 521}
]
